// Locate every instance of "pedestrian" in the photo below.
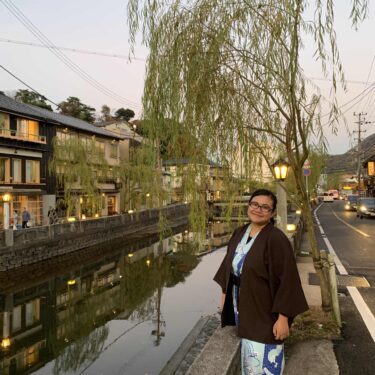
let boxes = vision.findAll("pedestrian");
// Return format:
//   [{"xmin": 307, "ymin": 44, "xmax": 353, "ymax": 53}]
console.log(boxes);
[
  {"xmin": 214, "ymin": 189, "xmax": 308, "ymax": 375},
  {"xmin": 22, "ymin": 207, "xmax": 31, "ymax": 228},
  {"xmin": 12, "ymin": 210, "xmax": 18, "ymax": 230},
  {"xmin": 48, "ymin": 206, "xmax": 59, "ymax": 224},
  {"xmin": 48, "ymin": 206, "xmax": 54, "ymax": 224}
]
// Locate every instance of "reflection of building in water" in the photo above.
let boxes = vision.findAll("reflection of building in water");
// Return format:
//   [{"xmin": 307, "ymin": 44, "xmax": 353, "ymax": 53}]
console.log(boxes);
[
  {"xmin": 0, "ymin": 226, "xmax": 199, "ymax": 374},
  {"xmin": 0, "ymin": 290, "xmax": 45, "ymax": 374},
  {"xmin": 171, "ymin": 221, "xmax": 238, "ymax": 255}
]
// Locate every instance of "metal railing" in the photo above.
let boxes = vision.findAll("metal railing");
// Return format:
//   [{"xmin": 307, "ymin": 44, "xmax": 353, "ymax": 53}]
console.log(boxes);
[
  {"xmin": 0, "ymin": 203, "xmax": 190, "ymax": 248},
  {"xmin": 0, "ymin": 127, "xmax": 46, "ymax": 143}
]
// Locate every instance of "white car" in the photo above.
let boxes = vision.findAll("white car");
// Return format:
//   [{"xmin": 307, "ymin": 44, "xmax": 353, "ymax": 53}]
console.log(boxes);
[{"xmin": 323, "ymin": 192, "xmax": 334, "ymax": 203}]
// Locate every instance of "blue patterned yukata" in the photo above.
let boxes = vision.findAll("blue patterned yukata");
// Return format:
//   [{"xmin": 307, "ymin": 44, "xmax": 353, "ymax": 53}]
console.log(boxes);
[{"xmin": 232, "ymin": 225, "xmax": 285, "ymax": 375}]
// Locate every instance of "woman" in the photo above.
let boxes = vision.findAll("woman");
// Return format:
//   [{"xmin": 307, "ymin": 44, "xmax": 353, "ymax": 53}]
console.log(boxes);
[{"xmin": 214, "ymin": 189, "xmax": 308, "ymax": 375}]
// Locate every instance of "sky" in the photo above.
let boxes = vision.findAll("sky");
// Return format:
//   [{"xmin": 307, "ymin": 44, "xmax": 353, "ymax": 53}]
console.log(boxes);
[{"xmin": 1, "ymin": 0, "xmax": 375, "ymax": 155}]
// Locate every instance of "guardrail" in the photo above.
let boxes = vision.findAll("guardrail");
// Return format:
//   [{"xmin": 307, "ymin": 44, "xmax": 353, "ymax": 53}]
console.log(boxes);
[
  {"xmin": 0, "ymin": 127, "xmax": 47, "ymax": 143},
  {"xmin": 0, "ymin": 203, "xmax": 190, "ymax": 270},
  {"xmin": 0, "ymin": 203, "xmax": 189, "ymax": 248}
]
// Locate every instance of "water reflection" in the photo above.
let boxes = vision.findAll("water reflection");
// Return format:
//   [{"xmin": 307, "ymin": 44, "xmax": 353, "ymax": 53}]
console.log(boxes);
[{"xmin": 0, "ymin": 221, "xmax": 235, "ymax": 375}]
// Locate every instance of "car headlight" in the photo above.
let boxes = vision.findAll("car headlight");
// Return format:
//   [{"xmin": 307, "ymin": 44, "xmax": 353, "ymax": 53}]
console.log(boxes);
[
  {"xmin": 360, "ymin": 205, "xmax": 368, "ymax": 212},
  {"xmin": 345, "ymin": 204, "xmax": 350, "ymax": 210}
]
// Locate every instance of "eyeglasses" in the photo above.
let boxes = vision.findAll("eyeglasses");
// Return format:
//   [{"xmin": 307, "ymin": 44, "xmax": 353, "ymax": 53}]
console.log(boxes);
[{"xmin": 249, "ymin": 201, "xmax": 273, "ymax": 213}]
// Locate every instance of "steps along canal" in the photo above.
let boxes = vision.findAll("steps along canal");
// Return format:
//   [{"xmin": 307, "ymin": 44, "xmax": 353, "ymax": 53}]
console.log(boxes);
[{"xmin": 0, "ymin": 221, "xmax": 238, "ymax": 375}]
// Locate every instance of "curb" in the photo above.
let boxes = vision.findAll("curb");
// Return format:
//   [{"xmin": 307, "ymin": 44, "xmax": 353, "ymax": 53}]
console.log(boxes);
[{"xmin": 159, "ymin": 315, "xmax": 220, "ymax": 375}]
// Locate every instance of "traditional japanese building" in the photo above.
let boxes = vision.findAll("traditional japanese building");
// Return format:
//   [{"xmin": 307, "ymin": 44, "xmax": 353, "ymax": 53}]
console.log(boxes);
[{"xmin": 0, "ymin": 94, "xmax": 123, "ymax": 228}]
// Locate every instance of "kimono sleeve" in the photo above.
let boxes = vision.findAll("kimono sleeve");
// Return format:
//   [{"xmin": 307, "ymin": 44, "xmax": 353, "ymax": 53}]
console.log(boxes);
[
  {"xmin": 213, "ymin": 254, "xmax": 229, "ymax": 293},
  {"xmin": 267, "ymin": 230, "xmax": 309, "ymax": 318},
  {"xmin": 213, "ymin": 225, "xmax": 245, "ymax": 293}
]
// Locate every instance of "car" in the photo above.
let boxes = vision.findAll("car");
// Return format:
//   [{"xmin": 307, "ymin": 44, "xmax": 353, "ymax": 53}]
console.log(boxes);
[
  {"xmin": 323, "ymin": 192, "xmax": 334, "ymax": 203},
  {"xmin": 356, "ymin": 197, "xmax": 375, "ymax": 219},
  {"xmin": 345, "ymin": 195, "xmax": 359, "ymax": 211}
]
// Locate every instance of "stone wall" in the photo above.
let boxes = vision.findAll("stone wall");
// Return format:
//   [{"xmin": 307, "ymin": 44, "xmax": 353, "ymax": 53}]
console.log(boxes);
[{"xmin": 0, "ymin": 204, "xmax": 189, "ymax": 271}]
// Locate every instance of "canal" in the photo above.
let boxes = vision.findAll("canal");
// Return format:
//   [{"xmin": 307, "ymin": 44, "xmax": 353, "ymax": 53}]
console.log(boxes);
[{"xmin": 0, "ymin": 222, "xmax": 236, "ymax": 375}]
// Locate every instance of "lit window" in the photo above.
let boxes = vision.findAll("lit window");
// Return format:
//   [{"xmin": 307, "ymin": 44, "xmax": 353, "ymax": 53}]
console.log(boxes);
[
  {"xmin": 0, "ymin": 112, "xmax": 10, "ymax": 135},
  {"xmin": 17, "ymin": 118, "xmax": 39, "ymax": 141},
  {"xmin": 0, "ymin": 158, "xmax": 10, "ymax": 182},
  {"xmin": 12, "ymin": 159, "xmax": 22, "ymax": 183},
  {"xmin": 26, "ymin": 160, "xmax": 40, "ymax": 183}
]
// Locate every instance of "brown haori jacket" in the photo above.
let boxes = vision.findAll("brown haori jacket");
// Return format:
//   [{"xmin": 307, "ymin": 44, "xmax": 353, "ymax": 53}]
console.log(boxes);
[{"xmin": 213, "ymin": 223, "xmax": 309, "ymax": 344}]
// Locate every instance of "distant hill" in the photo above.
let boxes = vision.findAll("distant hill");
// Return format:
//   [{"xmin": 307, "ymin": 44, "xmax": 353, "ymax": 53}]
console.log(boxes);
[{"xmin": 325, "ymin": 132, "xmax": 375, "ymax": 174}]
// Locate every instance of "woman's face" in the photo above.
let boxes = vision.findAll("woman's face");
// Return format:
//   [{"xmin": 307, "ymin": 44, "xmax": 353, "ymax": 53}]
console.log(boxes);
[{"xmin": 247, "ymin": 195, "xmax": 275, "ymax": 226}]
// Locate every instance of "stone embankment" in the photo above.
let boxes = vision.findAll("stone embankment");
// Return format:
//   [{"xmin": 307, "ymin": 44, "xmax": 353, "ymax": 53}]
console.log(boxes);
[{"xmin": 0, "ymin": 204, "xmax": 189, "ymax": 271}]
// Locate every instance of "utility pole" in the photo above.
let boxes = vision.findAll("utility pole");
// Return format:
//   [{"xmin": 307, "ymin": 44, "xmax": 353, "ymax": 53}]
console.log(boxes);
[{"xmin": 353, "ymin": 112, "xmax": 371, "ymax": 195}]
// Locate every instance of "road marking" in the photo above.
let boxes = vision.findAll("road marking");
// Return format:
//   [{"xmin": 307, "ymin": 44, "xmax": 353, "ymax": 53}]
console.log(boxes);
[
  {"xmin": 331, "ymin": 209, "xmax": 371, "ymax": 238},
  {"xmin": 314, "ymin": 203, "xmax": 375, "ymax": 343},
  {"xmin": 347, "ymin": 287, "xmax": 375, "ymax": 342},
  {"xmin": 314, "ymin": 204, "xmax": 347, "ymax": 275}
]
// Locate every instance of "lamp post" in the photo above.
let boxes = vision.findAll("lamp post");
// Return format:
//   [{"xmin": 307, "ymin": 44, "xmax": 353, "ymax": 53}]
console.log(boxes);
[
  {"xmin": 271, "ymin": 159, "xmax": 289, "ymax": 234},
  {"xmin": 2, "ymin": 193, "xmax": 11, "ymax": 230}
]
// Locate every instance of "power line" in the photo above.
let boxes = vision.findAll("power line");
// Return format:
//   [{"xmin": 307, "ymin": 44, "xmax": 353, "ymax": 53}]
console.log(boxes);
[
  {"xmin": 360, "ymin": 55, "xmax": 375, "ymax": 115},
  {"xmin": 337, "ymin": 85, "xmax": 375, "ymax": 117},
  {"xmin": 3, "ymin": 37, "xmax": 374, "ymax": 88},
  {"xmin": 319, "ymin": 83, "xmax": 375, "ymax": 125},
  {"xmin": 0, "ymin": 0, "xmax": 142, "ymax": 111},
  {"xmin": 309, "ymin": 76, "xmax": 375, "ymax": 85},
  {"xmin": 0, "ymin": 63, "xmax": 60, "ymax": 107},
  {"xmin": 0, "ymin": 37, "xmax": 146, "ymax": 62},
  {"xmin": 353, "ymin": 112, "xmax": 372, "ymax": 194}
]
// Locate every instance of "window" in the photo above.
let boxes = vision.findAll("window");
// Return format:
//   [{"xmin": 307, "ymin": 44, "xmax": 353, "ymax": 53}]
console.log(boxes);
[
  {"xmin": 57, "ymin": 130, "xmax": 76, "ymax": 143},
  {"xmin": 26, "ymin": 160, "xmax": 40, "ymax": 183},
  {"xmin": 96, "ymin": 140, "xmax": 105, "ymax": 154},
  {"xmin": 25, "ymin": 299, "xmax": 40, "ymax": 327},
  {"xmin": 0, "ymin": 112, "xmax": 10, "ymax": 135},
  {"xmin": 17, "ymin": 118, "xmax": 39, "ymax": 141},
  {"xmin": 12, "ymin": 195, "xmax": 43, "ymax": 226},
  {"xmin": 79, "ymin": 135, "xmax": 92, "ymax": 150},
  {"xmin": 12, "ymin": 159, "xmax": 22, "ymax": 183},
  {"xmin": 0, "ymin": 158, "xmax": 10, "ymax": 182},
  {"xmin": 12, "ymin": 306, "xmax": 22, "ymax": 332},
  {"xmin": 109, "ymin": 143, "xmax": 118, "ymax": 158}
]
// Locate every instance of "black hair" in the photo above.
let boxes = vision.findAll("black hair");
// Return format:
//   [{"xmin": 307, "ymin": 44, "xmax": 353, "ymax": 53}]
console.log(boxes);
[{"xmin": 248, "ymin": 189, "xmax": 277, "ymax": 224}]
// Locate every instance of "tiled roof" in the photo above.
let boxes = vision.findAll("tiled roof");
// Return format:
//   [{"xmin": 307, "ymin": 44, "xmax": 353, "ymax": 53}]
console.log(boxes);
[{"xmin": 0, "ymin": 94, "xmax": 123, "ymax": 140}]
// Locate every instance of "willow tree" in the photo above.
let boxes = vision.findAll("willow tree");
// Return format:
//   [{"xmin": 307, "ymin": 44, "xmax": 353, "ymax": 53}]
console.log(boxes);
[
  {"xmin": 127, "ymin": 0, "xmax": 368, "ymax": 309},
  {"xmin": 49, "ymin": 137, "xmax": 109, "ymax": 217}
]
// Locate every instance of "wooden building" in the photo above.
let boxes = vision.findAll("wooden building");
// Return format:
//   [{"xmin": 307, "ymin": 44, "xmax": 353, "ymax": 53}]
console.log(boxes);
[{"xmin": 0, "ymin": 94, "xmax": 123, "ymax": 227}]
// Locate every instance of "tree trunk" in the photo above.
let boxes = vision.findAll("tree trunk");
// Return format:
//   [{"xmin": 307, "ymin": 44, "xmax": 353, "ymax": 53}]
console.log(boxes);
[
  {"xmin": 303, "ymin": 203, "xmax": 331, "ymax": 311},
  {"xmin": 294, "ymin": 168, "xmax": 331, "ymax": 310}
]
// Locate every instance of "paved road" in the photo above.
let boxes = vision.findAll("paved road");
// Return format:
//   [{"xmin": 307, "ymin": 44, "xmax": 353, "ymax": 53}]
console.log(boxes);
[{"xmin": 314, "ymin": 200, "xmax": 375, "ymax": 374}]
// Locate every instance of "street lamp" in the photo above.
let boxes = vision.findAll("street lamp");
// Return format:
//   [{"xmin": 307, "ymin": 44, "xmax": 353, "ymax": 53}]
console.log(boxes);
[
  {"xmin": 132, "ymin": 123, "xmax": 137, "ymax": 139},
  {"xmin": 2, "ymin": 193, "xmax": 11, "ymax": 230},
  {"xmin": 272, "ymin": 158, "xmax": 289, "ymax": 181},
  {"xmin": 271, "ymin": 159, "xmax": 290, "ymax": 234}
]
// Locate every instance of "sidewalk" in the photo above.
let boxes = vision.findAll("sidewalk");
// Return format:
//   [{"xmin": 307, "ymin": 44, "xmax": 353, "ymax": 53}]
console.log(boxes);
[{"xmin": 284, "ymin": 234, "xmax": 340, "ymax": 375}]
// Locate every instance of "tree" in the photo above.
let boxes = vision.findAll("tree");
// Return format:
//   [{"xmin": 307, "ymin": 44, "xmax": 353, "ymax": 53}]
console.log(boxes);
[
  {"xmin": 49, "ymin": 137, "xmax": 109, "ymax": 217},
  {"xmin": 114, "ymin": 107, "xmax": 135, "ymax": 122},
  {"xmin": 58, "ymin": 97, "xmax": 96, "ymax": 123},
  {"xmin": 128, "ymin": 0, "xmax": 369, "ymax": 312},
  {"xmin": 15, "ymin": 89, "xmax": 52, "ymax": 111},
  {"xmin": 100, "ymin": 104, "xmax": 113, "ymax": 122}
]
